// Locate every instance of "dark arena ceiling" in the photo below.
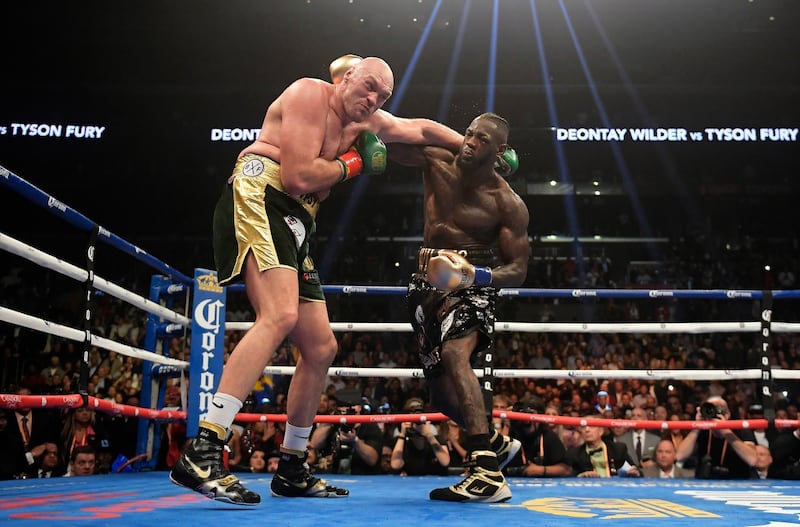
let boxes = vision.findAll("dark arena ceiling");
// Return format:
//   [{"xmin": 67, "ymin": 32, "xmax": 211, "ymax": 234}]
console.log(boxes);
[{"xmin": 1, "ymin": 0, "xmax": 797, "ymax": 260}]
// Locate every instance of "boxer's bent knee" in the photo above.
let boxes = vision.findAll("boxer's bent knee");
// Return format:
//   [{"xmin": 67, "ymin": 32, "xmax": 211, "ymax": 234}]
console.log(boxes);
[
  {"xmin": 314, "ymin": 333, "xmax": 339, "ymax": 365},
  {"xmin": 253, "ymin": 308, "xmax": 299, "ymax": 337}
]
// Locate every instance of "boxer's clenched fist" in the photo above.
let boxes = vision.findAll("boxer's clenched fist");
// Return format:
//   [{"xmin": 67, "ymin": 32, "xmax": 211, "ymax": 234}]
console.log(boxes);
[{"xmin": 426, "ymin": 250, "xmax": 492, "ymax": 291}]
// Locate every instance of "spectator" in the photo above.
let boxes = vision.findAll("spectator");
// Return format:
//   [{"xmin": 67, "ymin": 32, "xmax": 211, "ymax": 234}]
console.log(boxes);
[
  {"xmin": 663, "ymin": 414, "xmax": 691, "ymax": 467},
  {"xmin": 308, "ymin": 402, "xmax": 382, "ymax": 475},
  {"xmin": 560, "ymin": 424, "xmax": 584, "ymax": 450},
  {"xmin": 751, "ymin": 444, "xmax": 773, "ymax": 480},
  {"xmin": 632, "ymin": 384, "xmax": 651, "ymax": 409},
  {"xmin": 155, "ymin": 386, "xmax": 186, "ymax": 470},
  {"xmin": 0, "ymin": 410, "xmax": 25, "ymax": 479},
  {"xmin": 444, "ymin": 420, "xmax": 468, "ymax": 473},
  {"xmin": 379, "ymin": 443, "xmax": 396, "ymax": 474},
  {"xmin": 60, "ymin": 407, "xmax": 109, "ymax": 469},
  {"xmin": 770, "ymin": 426, "xmax": 800, "ymax": 479},
  {"xmin": 594, "ymin": 391, "xmax": 612, "ymax": 413},
  {"xmin": 29, "ymin": 442, "xmax": 64, "ymax": 478},
  {"xmin": 95, "ymin": 439, "xmax": 116, "ymax": 474},
  {"xmin": 504, "ymin": 403, "xmax": 570, "ymax": 478},
  {"xmin": 66, "ymin": 445, "xmax": 96, "ymax": 477},
  {"xmin": 527, "ymin": 345, "xmax": 552, "ymax": 369},
  {"xmin": 105, "ymin": 394, "xmax": 140, "ymax": 460},
  {"xmin": 1, "ymin": 387, "xmax": 60, "ymax": 479},
  {"xmin": 616, "ymin": 406, "xmax": 661, "ymax": 468},
  {"xmin": 641, "ymin": 439, "xmax": 694, "ymax": 478},
  {"xmin": 232, "ymin": 449, "xmax": 267, "ymax": 473},
  {"xmin": 565, "ymin": 418, "xmax": 640, "ymax": 478},
  {"xmin": 40, "ymin": 355, "xmax": 65, "ymax": 385},
  {"xmin": 746, "ymin": 404, "xmax": 776, "ymax": 448},
  {"xmin": 675, "ymin": 396, "xmax": 757, "ymax": 479},
  {"xmin": 265, "ymin": 450, "xmax": 281, "ymax": 474},
  {"xmin": 492, "ymin": 394, "xmax": 512, "ymax": 438},
  {"xmin": 391, "ymin": 420, "xmax": 450, "ymax": 476},
  {"xmin": 241, "ymin": 419, "xmax": 284, "ymax": 463},
  {"xmin": 653, "ymin": 405, "xmax": 669, "ymax": 422}
]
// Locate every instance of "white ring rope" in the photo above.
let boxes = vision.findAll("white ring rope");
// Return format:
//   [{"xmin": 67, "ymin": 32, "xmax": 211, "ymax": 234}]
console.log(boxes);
[
  {"xmin": 228, "ymin": 320, "xmax": 800, "ymax": 334},
  {"xmin": 0, "ymin": 232, "xmax": 190, "ymax": 326},
  {"xmin": 7, "ymin": 297, "xmax": 792, "ymax": 381},
  {"xmin": 262, "ymin": 365, "xmax": 798, "ymax": 381},
  {"xmin": 4, "ymin": 231, "xmax": 800, "ymax": 382},
  {"xmin": 0, "ymin": 305, "xmax": 187, "ymax": 368}
]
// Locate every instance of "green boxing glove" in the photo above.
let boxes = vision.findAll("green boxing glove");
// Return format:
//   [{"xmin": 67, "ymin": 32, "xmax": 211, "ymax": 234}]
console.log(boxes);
[
  {"xmin": 336, "ymin": 130, "xmax": 387, "ymax": 182},
  {"xmin": 494, "ymin": 146, "xmax": 519, "ymax": 177}
]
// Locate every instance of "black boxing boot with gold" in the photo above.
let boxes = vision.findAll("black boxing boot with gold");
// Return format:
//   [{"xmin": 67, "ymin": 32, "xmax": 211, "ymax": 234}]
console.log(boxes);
[
  {"xmin": 490, "ymin": 429, "xmax": 522, "ymax": 469},
  {"xmin": 170, "ymin": 421, "xmax": 260, "ymax": 505},
  {"xmin": 429, "ymin": 450, "xmax": 512, "ymax": 503},
  {"xmin": 270, "ymin": 446, "xmax": 349, "ymax": 498}
]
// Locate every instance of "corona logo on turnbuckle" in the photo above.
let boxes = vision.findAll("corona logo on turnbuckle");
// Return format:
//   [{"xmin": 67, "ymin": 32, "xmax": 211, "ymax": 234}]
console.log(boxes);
[
  {"xmin": 194, "ymin": 298, "xmax": 223, "ymax": 408},
  {"xmin": 194, "ymin": 299, "xmax": 223, "ymax": 335},
  {"xmin": 188, "ymin": 269, "xmax": 226, "ymax": 437},
  {"xmin": 196, "ymin": 273, "xmax": 223, "ymax": 294}
]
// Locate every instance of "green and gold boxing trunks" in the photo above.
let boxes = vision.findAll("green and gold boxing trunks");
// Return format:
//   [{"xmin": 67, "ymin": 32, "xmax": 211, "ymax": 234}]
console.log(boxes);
[{"xmin": 212, "ymin": 154, "xmax": 324, "ymax": 301}]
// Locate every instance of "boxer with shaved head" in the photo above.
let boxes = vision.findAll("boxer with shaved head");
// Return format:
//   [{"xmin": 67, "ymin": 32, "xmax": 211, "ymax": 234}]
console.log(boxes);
[{"xmin": 170, "ymin": 55, "xmax": 461, "ymax": 505}]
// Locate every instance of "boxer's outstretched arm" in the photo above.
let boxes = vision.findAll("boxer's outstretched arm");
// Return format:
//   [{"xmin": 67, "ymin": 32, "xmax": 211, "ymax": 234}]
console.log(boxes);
[
  {"xmin": 372, "ymin": 110, "xmax": 462, "ymax": 152},
  {"xmin": 386, "ymin": 143, "xmax": 427, "ymax": 167}
]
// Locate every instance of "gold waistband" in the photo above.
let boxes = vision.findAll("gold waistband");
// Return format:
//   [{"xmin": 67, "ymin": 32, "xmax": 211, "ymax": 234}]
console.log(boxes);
[{"xmin": 232, "ymin": 154, "xmax": 321, "ymax": 219}]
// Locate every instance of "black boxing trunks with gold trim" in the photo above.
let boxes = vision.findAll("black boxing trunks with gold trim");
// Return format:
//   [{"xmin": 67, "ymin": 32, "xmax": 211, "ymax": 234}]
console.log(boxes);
[
  {"xmin": 405, "ymin": 273, "xmax": 497, "ymax": 378},
  {"xmin": 213, "ymin": 154, "xmax": 323, "ymax": 301}
]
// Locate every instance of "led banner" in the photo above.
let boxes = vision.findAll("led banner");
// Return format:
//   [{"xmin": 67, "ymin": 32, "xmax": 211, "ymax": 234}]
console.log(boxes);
[
  {"xmin": 208, "ymin": 126, "xmax": 800, "ymax": 143},
  {"xmin": 1, "ymin": 122, "xmax": 108, "ymax": 139},
  {"xmin": 210, "ymin": 128, "xmax": 261, "ymax": 142},
  {"xmin": 5, "ymin": 120, "xmax": 797, "ymax": 145},
  {"xmin": 555, "ymin": 127, "xmax": 798, "ymax": 142}
]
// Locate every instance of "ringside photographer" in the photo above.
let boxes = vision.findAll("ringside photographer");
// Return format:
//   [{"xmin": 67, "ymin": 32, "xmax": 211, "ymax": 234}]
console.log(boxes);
[
  {"xmin": 307, "ymin": 399, "xmax": 383, "ymax": 475},
  {"xmin": 390, "ymin": 399, "xmax": 450, "ymax": 476},
  {"xmin": 675, "ymin": 395, "xmax": 757, "ymax": 479}
]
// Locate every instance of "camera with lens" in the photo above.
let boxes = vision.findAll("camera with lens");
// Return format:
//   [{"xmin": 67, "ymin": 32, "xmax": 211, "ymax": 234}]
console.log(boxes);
[
  {"xmin": 337, "ymin": 406, "xmax": 356, "ymax": 434},
  {"xmin": 696, "ymin": 455, "xmax": 731, "ymax": 479},
  {"xmin": 405, "ymin": 422, "xmax": 422, "ymax": 438},
  {"xmin": 699, "ymin": 402, "xmax": 724, "ymax": 420},
  {"xmin": 509, "ymin": 401, "xmax": 543, "ymax": 438},
  {"xmin": 325, "ymin": 405, "xmax": 359, "ymax": 473}
]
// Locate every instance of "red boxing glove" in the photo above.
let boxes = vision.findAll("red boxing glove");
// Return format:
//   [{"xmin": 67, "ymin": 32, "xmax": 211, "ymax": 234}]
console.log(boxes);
[{"xmin": 336, "ymin": 148, "xmax": 364, "ymax": 182}]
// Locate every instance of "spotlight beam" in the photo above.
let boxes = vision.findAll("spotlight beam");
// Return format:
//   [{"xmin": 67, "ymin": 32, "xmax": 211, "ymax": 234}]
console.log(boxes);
[
  {"xmin": 530, "ymin": 0, "xmax": 583, "ymax": 262},
  {"xmin": 437, "ymin": 0, "xmax": 472, "ymax": 122},
  {"xmin": 486, "ymin": 0, "xmax": 500, "ymax": 112},
  {"xmin": 318, "ymin": 0, "xmax": 445, "ymax": 281},
  {"xmin": 558, "ymin": 0, "xmax": 660, "ymax": 261},
  {"xmin": 584, "ymin": 0, "xmax": 704, "ymax": 232}
]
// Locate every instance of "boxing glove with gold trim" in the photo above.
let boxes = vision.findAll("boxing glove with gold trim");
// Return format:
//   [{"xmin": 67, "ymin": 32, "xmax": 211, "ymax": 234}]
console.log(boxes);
[{"xmin": 426, "ymin": 250, "xmax": 492, "ymax": 291}]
